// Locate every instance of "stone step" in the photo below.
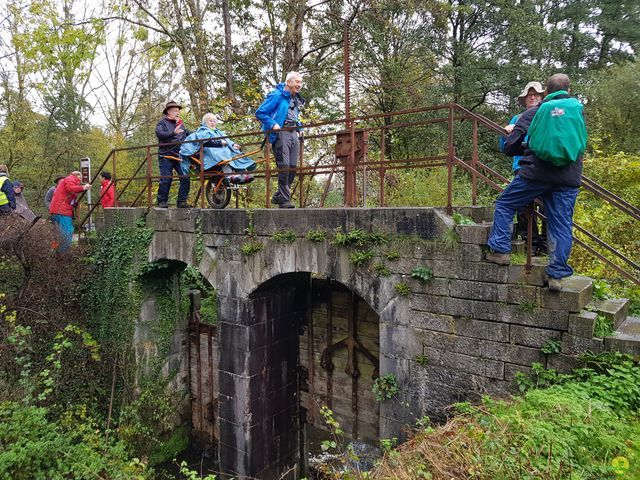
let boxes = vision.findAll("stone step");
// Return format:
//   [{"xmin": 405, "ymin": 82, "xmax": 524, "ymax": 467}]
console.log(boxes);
[
  {"xmin": 591, "ymin": 298, "xmax": 631, "ymax": 330},
  {"xmin": 605, "ymin": 316, "xmax": 640, "ymax": 355},
  {"xmin": 540, "ymin": 276, "xmax": 593, "ymax": 313}
]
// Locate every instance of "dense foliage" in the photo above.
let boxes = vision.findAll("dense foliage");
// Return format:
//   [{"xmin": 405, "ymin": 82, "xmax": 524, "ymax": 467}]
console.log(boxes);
[{"xmin": 367, "ymin": 353, "xmax": 640, "ymax": 480}]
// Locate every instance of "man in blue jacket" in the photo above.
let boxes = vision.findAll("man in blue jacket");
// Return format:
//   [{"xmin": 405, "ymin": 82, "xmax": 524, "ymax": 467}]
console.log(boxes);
[
  {"xmin": 486, "ymin": 74, "xmax": 584, "ymax": 292},
  {"xmin": 156, "ymin": 101, "xmax": 190, "ymax": 208},
  {"xmin": 255, "ymin": 72, "xmax": 305, "ymax": 208}
]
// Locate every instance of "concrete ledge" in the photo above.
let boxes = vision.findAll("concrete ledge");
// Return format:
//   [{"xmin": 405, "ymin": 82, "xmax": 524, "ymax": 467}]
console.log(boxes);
[
  {"xmin": 592, "ymin": 298, "xmax": 630, "ymax": 329},
  {"xmin": 567, "ymin": 311, "xmax": 597, "ymax": 338}
]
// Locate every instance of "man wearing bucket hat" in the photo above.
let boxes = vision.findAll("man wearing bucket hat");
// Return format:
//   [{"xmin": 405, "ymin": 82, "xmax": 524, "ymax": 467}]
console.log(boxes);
[
  {"xmin": 499, "ymin": 81, "xmax": 547, "ymax": 254},
  {"xmin": 156, "ymin": 100, "xmax": 191, "ymax": 208}
]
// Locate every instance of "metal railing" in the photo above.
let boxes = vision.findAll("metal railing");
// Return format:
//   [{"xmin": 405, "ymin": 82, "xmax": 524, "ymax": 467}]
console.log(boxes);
[{"xmin": 76, "ymin": 103, "xmax": 639, "ymax": 285}]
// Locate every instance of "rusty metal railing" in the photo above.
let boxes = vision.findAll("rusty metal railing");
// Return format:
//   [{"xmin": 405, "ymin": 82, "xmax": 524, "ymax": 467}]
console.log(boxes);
[{"xmin": 75, "ymin": 103, "xmax": 639, "ymax": 285}]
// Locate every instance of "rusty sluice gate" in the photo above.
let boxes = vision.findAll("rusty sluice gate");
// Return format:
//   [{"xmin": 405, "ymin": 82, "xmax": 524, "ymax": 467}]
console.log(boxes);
[{"xmin": 187, "ymin": 275, "xmax": 380, "ymax": 478}]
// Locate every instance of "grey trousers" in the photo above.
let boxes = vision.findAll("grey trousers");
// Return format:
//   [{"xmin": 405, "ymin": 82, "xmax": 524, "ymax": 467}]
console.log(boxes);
[{"xmin": 273, "ymin": 130, "xmax": 299, "ymax": 202}]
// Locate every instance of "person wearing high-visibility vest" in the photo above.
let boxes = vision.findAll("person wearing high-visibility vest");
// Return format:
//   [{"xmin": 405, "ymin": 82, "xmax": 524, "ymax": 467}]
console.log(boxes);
[{"xmin": 0, "ymin": 164, "xmax": 16, "ymax": 215}]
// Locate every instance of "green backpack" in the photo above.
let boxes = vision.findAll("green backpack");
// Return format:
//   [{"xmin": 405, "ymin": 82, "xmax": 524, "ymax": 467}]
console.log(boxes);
[{"xmin": 527, "ymin": 90, "xmax": 588, "ymax": 167}]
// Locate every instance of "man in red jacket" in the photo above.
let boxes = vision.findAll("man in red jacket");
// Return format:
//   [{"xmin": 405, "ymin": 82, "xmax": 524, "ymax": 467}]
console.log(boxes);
[
  {"xmin": 49, "ymin": 171, "xmax": 91, "ymax": 252},
  {"xmin": 99, "ymin": 171, "xmax": 115, "ymax": 208}
]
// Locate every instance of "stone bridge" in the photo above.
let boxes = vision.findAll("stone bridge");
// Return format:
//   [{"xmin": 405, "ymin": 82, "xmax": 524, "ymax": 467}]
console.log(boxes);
[{"xmin": 103, "ymin": 206, "xmax": 637, "ymax": 480}]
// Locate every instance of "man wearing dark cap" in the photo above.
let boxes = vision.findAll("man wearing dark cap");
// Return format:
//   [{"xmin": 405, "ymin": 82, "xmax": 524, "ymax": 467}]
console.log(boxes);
[
  {"xmin": 45, "ymin": 175, "xmax": 65, "ymax": 210},
  {"xmin": 156, "ymin": 101, "xmax": 191, "ymax": 208}
]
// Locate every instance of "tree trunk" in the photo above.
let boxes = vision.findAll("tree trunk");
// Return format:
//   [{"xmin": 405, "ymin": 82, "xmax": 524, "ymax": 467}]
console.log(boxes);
[
  {"xmin": 282, "ymin": 0, "xmax": 306, "ymax": 75},
  {"xmin": 221, "ymin": 0, "xmax": 238, "ymax": 107}
]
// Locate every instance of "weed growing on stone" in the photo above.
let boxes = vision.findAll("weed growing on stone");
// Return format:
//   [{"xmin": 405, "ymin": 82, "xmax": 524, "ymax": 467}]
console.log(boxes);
[
  {"xmin": 333, "ymin": 228, "xmax": 387, "ymax": 248},
  {"xmin": 440, "ymin": 228, "xmax": 459, "ymax": 250},
  {"xmin": 415, "ymin": 354, "xmax": 429, "ymax": 366},
  {"xmin": 510, "ymin": 252, "xmax": 527, "ymax": 265},
  {"xmin": 541, "ymin": 339, "xmax": 561, "ymax": 355},
  {"xmin": 452, "ymin": 212, "xmax": 475, "ymax": 225},
  {"xmin": 518, "ymin": 300, "xmax": 536, "ymax": 313},
  {"xmin": 395, "ymin": 282, "xmax": 411, "ymax": 296},
  {"xmin": 350, "ymin": 249, "xmax": 374, "ymax": 267},
  {"xmin": 593, "ymin": 313, "xmax": 613, "ymax": 337},
  {"xmin": 241, "ymin": 240, "xmax": 263, "ymax": 256},
  {"xmin": 271, "ymin": 229, "xmax": 297, "ymax": 243},
  {"xmin": 411, "ymin": 266, "xmax": 433, "ymax": 282},
  {"xmin": 374, "ymin": 263, "xmax": 391, "ymax": 276},
  {"xmin": 386, "ymin": 249, "xmax": 400, "ymax": 261},
  {"xmin": 592, "ymin": 279, "xmax": 612, "ymax": 301},
  {"xmin": 305, "ymin": 228, "xmax": 327, "ymax": 242},
  {"xmin": 372, "ymin": 373, "xmax": 399, "ymax": 401}
]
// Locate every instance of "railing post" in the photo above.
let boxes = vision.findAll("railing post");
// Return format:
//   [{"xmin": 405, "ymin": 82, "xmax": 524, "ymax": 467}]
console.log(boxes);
[
  {"xmin": 112, "ymin": 150, "xmax": 117, "ymax": 207},
  {"xmin": 447, "ymin": 105, "xmax": 454, "ymax": 215},
  {"xmin": 379, "ymin": 127, "xmax": 385, "ymax": 207},
  {"xmin": 199, "ymin": 141, "xmax": 205, "ymax": 208},
  {"xmin": 525, "ymin": 203, "xmax": 533, "ymax": 274},
  {"xmin": 472, "ymin": 119, "xmax": 478, "ymax": 206},
  {"xmin": 345, "ymin": 121, "xmax": 357, "ymax": 207},
  {"xmin": 146, "ymin": 147, "xmax": 152, "ymax": 208},
  {"xmin": 265, "ymin": 140, "xmax": 271, "ymax": 208},
  {"xmin": 298, "ymin": 136, "xmax": 304, "ymax": 208}
]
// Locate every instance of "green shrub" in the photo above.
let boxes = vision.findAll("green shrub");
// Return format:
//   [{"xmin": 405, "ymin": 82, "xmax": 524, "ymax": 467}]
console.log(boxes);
[
  {"xmin": 271, "ymin": 229, "xmax": 297, "ymax": 243},
  {"xmin": 0, "ymin": 401, "xmax": 150, "ymax": 480},
  {"xmin": 241, "ymin": 239, "xmax": 263, "ymax": 256},
  {"xmin": 372, "ymin": 373, "xmax": 399, "ymax": 401},
  {"xmin": 411, "ymin": 266, "xmax": 433, "ymax": 282},
  {"xmin": 350, "ymin": 249, "xmax": 374, "ymax": 266},
  {"xmin": 306, "ymin": 229, "xmax": 327, "ymax": 242},
  {"xmin": 395, "ymin": 282, "xmax": 411, "ymax": 296}
]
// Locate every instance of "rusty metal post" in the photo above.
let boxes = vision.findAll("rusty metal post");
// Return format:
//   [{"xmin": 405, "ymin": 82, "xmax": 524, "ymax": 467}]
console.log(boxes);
[
  {"xmin": 343, "ymin": 19, "xmax": 357, "ymax": 207},
  {"xmin": 112, "ymin": 151, "xmax": 117, "ymax": 208},
  {"xmin": 146, "ymin": 147, "xmax": 152, "ymax": 208},
  {"xmin": 526, "ymin": 204, "xmax": 533, "ymax": 274},
  {"xmin": 343, "ymin": 19, "xmax": 351, "ymax": 133},
  {"xmin": 265, "ymin": 140, "xmax": 272, "ymax": 208},
  {"xmin": 379, "ymin": 127, "xmax": 386, "ymax": 207},
  {"xmin": 447, "ymin": 105, "xmax": 454, "ymax": 215},
  {"xmin": 298, "ymin": 136, "xmax": 305, "ymax": 207},
  {"xmin": 325, "ymin": 279, "xmax": 333, "ymax": 409},
  {"xmin": 207, "ymin": 325, "xmax": 214, "ymax": 450},
  {"xmin": 199, "ymin": 142, "xmax": 205, "ymax": 208},
  {"xmin": 307, "ymin": 277, "xmax": 315, "ymax": 425},
  {"xmin": 345, "ymin": 122, "xmax": 357, "ymax": 206},
  {"xmin": 472, "ymin": 119, "xmax": 478, "ymax": 206}
]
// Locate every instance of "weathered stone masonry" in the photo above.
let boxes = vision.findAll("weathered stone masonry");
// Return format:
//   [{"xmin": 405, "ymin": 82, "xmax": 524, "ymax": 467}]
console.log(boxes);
[{"xmin": 104, "ymin": 206, "xmax": 637, "ymax": 480}]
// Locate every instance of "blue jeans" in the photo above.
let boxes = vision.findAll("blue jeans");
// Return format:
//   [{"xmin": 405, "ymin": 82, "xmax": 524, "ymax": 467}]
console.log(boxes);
[
  {"xmin": 157, "ymin": 155, "xmax": 190, "ymax": 204},
  {"xmin": 51, "ymin": 214, "xmax": 74, "ymax": 252},
  {"xmin": 487, "ymin": 176, "xmax": 579, "ymax": 279}
]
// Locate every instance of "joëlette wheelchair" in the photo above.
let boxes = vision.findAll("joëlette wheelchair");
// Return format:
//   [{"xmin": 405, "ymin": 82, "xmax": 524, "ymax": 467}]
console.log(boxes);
[{"xmin": 170, "ymin": 144, "xmax": 262, "ymax": 209}]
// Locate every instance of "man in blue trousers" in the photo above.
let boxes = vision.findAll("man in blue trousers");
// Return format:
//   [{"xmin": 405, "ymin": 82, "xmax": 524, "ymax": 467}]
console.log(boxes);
[
  {"xmin": 486, "ymin": 73, "xmax": 586, "ymax": 292},
  {"xmin": 255, "ymin": 72, "xmax": 305, "ymax": 209}
]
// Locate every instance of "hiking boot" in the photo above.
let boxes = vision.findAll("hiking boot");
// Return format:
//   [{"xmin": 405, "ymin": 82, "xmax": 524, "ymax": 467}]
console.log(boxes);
[
  {"xmin": 544, "ymin": 274, "xmax": 563, "ymax": 292},
  {"xmin": 157, "ymin": 201, "xmax": 168, "ymax": 208},
  {"xmin": 177, "ymin": 201, "xmax": 192, "ymax": 208},
  {"xmin": 279, "ymin": 201, "xmax": 295, "ymax": 209},
  {"xmin": 271, "ymin": 194, "xmax": 284, "ymax": 205},
  {"xmin": 485, "ymin": 251, "xmax": 510, "ymax": 265}
]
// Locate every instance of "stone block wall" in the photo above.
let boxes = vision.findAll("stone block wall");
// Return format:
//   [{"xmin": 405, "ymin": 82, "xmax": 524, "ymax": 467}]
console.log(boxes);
[{"xmin": 102, "ymin": 206, "xmax": 635, "ymax": 479}]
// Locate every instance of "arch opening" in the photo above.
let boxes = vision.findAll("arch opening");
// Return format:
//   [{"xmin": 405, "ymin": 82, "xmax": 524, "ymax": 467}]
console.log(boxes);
[{"xmin": 217, "ymin": 272, "xmax": 380, "ymax": 479}]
